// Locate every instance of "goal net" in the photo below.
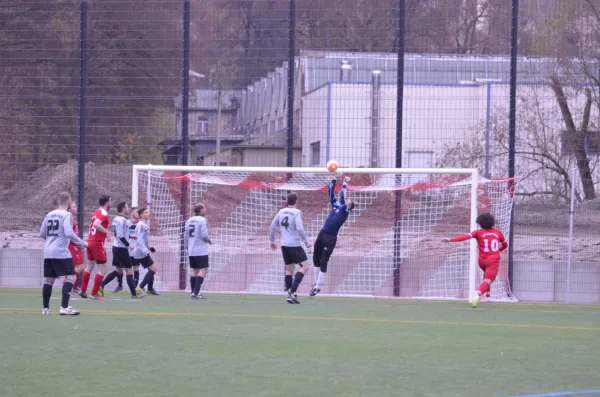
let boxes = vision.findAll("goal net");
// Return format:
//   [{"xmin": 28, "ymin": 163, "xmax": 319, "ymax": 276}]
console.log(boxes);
[{"xmin": 132, "ymin": 165, "xmax": 517, "ymax": 302}]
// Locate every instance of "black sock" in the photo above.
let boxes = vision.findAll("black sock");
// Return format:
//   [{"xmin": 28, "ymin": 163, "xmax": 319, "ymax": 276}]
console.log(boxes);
[
  {"xmin": 193, "ymin": 276, "xmax": 204, "ymax": 295},
  {"xmin": 101, "ymin": 270, "xmax": 119, "ymax": 288},
  {"xmin": 62, "ymin": 280, "xmax": 73, "ymax": 308},
  {"xmin": 42, "ymin": 282, "xmax": 52, "ymax": 309},
  {"xmin": 117, "ymin": 273, "xmax": 123, "ymax": 287},
  {"xmin": 140, "ymin": 269, "xmax": 155, "ymax": 289},
  {"xmin": 133, "ymin": 270, "xmax": 140, "ymax": 287},
  {"xmin": 285, "ymin": 275, "xmax": 293, "ymax": 290},
  {"xmin": 148, "ymin": 270, "xmax": 155, "ymax": 290},
  {"xmin": 190, "ymin": 276, "xmax": 197, "ymax": 294},
  {"xmin": 126, "ymin": 274, "xmax": 136, "ymax": 295},
  {"xmin": 291, "ymin": 272, "xmax": 304, "ymax": 293}
]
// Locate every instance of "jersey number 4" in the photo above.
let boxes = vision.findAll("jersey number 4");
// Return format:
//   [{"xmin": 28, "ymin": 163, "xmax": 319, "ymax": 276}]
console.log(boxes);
[
  {"xmin": 47, "ymin": 220, "xmax": 59, "ymax": 237},
  {"xmin": 280, "ymin": 216, "xmax": 289, "ymax": 228},
  {"xmin": 483, "ymin": 238, "xmax": 499, "ymax": 252}
]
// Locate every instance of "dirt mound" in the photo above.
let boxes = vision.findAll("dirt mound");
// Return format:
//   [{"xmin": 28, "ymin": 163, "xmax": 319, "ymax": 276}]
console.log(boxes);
[{"xmin": 0, "ymin": 161, "xmax": 132, "ymax": 231}]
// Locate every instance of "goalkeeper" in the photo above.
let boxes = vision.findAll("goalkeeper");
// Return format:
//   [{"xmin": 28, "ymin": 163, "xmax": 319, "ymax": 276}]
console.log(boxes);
[{"xmin": 309, "ymin": 173, "xmax": 354, "ymax": 297}]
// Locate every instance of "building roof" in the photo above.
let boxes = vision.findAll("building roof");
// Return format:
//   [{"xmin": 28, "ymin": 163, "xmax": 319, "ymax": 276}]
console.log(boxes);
[{"xmin": 300, "ymin": 50, "xmax": 572, "ymax": 91}]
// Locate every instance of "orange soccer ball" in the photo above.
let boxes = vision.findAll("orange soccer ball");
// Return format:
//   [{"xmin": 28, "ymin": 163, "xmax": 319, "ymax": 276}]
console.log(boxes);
[{"xmin": 327, "ymin": 160, "xmax": 339, "ymax": 172}]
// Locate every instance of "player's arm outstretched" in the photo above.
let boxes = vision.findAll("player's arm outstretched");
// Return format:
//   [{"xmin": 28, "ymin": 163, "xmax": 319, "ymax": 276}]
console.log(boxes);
[
  {"xmin": 269, "ymin": 213, "xmax": 280, "ymax": 250},
  {"xmin": 328, "ymin": 177, "xmax": 339, "ymax": 208},
  {"xmin": 441, "ymin": 233, "xmax": 472, "ymax": 243}
]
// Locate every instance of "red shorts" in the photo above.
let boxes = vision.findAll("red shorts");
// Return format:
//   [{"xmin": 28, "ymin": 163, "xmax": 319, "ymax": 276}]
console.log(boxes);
[
  {"xmin": 479, "ymin": 257, "xmax": 500, "ymax": 282},
  {"xmin": 87, "ymin": 243, "xmax": 107, "ymax": 263},
  {"xmin": 69, "ymin": 245, "xmax": 85, "ymax": 266}
]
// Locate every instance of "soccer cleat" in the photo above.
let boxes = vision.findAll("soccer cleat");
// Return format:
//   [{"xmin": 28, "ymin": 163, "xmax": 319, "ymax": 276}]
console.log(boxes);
[
  {"xmin": 98, "ymin": 287, "xmax": 104, "ymax": 298},
  {"xmin": 90, "ymin": 294, "xmax": 104, "ymax": 300},
  {"xmin": 286, "ymin": 297, "xmax": 295, "ymax": 304},
  {"xmin": 198, "ymin": 293, "xmax": 204, "ymax": 300},
  {"xmin": 471, "ymin": 293, "xmax": 480, "ymax": 308},
  {"xmin": 131, "ymin": 293, "xmax": 143, "ymax": 299},
  {"xmin": 309, "ymin": 287, "xmax": 321, "ymax": 297},
  {"xmin": 60, "ymin": 306, "xmax": 80, "ymax": 315},
  {"xmin": 42, "ymin": 308, "xmax": 50, "ymax": 316},
  {"xmin": 79, "ymin": 291, "xmax": 88, "ymax": 299},
  {"xmin": 112, "ymin": 285, "xmax": 123, "ymax": 293},
  {"xmin": 286, "ymin": 289, "xmax": 300, "ymax": 304},
  {"xmin": 71, "ymin": 287, "xmax": 81, "ymax": 294},
  {"xmin": 191, "ymin": 294, "xmax": 198, "ymax": 299},
  {"xmin": 147, "ymin": 289, "xmax": 160, "ymax": 295}
]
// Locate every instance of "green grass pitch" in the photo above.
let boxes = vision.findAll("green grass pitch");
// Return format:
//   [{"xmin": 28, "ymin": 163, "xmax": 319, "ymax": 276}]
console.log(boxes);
[{"xmin": 0, "ymin": 288, "xmax": 599, "ymax": 397}]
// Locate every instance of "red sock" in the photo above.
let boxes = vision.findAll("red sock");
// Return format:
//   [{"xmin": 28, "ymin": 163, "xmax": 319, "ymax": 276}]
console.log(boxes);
[
  {"xmin": 74, "ymin": 272, "xmax": 80, "ymax": 288},
  {"xmin": 478, "ymin": 281, "xmax": 489, "ymax": 296},
  {"xmin": 91, "ymin": 273, "xmax": 104, "ymax": 295},
  {"xmin": 81, "ymin": 271, "xmax": 91, "ymax": 292}
]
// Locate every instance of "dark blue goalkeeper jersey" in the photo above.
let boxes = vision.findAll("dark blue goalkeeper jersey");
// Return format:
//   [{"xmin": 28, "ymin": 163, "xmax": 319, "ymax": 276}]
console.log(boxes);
[{"xmin": 321, "ymin": 180, "xmax": 349, "ymax": 237}]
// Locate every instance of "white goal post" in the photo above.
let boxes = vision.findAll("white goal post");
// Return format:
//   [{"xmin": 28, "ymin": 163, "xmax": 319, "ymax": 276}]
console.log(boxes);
[{"xmin": 132, "ymin": 165, "xmax": 516, "ymax": 302}]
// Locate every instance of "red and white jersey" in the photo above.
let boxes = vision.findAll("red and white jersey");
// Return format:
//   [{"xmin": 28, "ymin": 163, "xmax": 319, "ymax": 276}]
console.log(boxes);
[
  {"xmin": 68, "ymin": 219, "xmax": 80, "ymax": 251},
  {"xmin": 450, "ymin": 228, "xmax": 507, "ymax": 260},
  {"xmin": 88, "ymin": 208, "xmax": 109, "ymax": 244}
]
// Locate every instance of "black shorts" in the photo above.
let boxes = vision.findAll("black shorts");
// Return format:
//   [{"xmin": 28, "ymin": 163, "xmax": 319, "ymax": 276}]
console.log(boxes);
[
  {"xmin": 189, "ymin": 255, "xmax": 209, "ymax": 269},
  {"xmin": 112, "ymin": 247, "xmax": 132, "ymax": 269},
  {"xmin": 44, "ymin": 258, "xmax": 75, "ymax": 278},
  {"xmin": 130, "ymin": 257, "xmax": 138, "ymax": 267},
  {"xmin": 136, "ymin": 255, "xmax": 154, "ymax": 269},
  {"xmin": 281, "ymin": 246, "xmax": 308, "ymax": 265}
]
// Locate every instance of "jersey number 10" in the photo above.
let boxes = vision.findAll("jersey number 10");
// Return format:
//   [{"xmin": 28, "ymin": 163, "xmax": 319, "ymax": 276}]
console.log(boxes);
[{"xmin": 483, "ymin": 238, "xmax": 499, "ymax": 252}]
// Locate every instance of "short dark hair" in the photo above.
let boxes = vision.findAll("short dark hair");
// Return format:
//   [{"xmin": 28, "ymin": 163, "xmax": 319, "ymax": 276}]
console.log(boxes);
[
  {"xmin": 347, "ymin": 200, "xmax": 355, "ymax": 211},
  {"xmin": 137, "ymin": 207, "xmax": 147, "ymax": 216},
  {"xmin": 476, "ymin": 213, "xmax": 495, "ymax": 229},
  {"xmin": 194, "ymin": 203, "xmax": 206, "ymax": 215},
  {"xmin": 116, "ymin": 201, "xmax": 128, "ymax": 213},
  {"xmin": 287, "ymin": 193, "xmax": 297, "ymax": 206},
  {"xmin": 99, "ymin": 195, "xmax": 111, "ymax": 206}
]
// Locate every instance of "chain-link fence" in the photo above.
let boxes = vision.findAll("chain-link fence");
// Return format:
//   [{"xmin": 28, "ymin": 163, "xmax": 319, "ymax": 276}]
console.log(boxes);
[{"xmin": 1, "ymin": 0, "xmax": 599, "ymax": 303}]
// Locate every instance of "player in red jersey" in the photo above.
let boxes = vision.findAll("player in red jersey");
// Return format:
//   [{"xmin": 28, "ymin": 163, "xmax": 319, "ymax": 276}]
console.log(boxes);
[
  {"xmin": 79, "ymin": 195, "xmax": 113, "ymax": 299},
  {"xmin": 67, "ymin": 201, "xmax": 85, "ymax": 294},
  {"xmin": 442, "ymin": 213, "xmax": 508, "ymax": 308}
]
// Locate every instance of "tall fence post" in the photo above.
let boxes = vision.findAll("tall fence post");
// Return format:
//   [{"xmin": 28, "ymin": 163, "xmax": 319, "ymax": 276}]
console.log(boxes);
[
  {"xmin": 393, "ymin": 0, "xmax": 406, "ymax": 297},
  {"xmin": 77, "ymin": 0, "xmax": 88, "ymax": 231},
  {"xmin": 179, "ymin": 0, "xmax": 191, "ymax": 290},
  {"xmin": 286, "ymin": 0, "xmax": 296, "ymax": 167},
  {"xmin": 507, "ymin": 0, "xmax": 519, "ymax": 291}
]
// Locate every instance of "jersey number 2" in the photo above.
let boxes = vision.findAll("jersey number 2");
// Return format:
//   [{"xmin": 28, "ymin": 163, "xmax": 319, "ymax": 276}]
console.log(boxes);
[
  {"xmin": 483, "ymin": 238, "xmax": 499, "ymax": 252},
  {"xmin": 188, "ymin": 225, "xmax": 195, "ymax": 238}
]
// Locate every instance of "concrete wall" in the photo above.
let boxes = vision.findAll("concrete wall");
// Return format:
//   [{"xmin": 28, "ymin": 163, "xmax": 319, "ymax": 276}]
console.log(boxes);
[{"xmin": 2, "ymin": 248, "xmax": 599, "ymax": 303}]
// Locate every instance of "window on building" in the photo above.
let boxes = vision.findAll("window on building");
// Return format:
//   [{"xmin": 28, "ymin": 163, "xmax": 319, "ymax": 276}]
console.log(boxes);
[
  {"xmin": 196, "ymin": 117, "xmax": 209, "ymax": 135},
  {"xmin": 310, "ymin": 141, "xmax": 321, "ymax": 166}
]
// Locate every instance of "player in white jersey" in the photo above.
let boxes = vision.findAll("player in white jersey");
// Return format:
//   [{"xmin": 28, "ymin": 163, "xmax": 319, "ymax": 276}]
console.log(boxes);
[
  {"xmin": 99, "ymin": 202, "xmax": 143, "ymax": 298},
  {"xmin": 133, "ymin": 208, "xmax": 159, "ymax": 295},
  {"xmin": 39, "ymin": 191, "xmax": 88, "ymax": 315},
  {"xmin": 184, "ymin": 203, "xmax": 212, "ymax": 299},
  {"xmin": 269, "ymin": 193, "xmax": 311, "ymax": 304}
]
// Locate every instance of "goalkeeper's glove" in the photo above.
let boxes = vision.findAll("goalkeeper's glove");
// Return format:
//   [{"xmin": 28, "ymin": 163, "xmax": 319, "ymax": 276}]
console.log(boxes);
[{"xmin": 149, "ymin": 247, "xmax": 156, "ymax": 253}]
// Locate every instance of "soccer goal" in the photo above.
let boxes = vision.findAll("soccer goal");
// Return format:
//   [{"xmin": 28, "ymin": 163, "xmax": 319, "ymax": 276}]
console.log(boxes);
[{"xmin": 132, "ymin": 165, "xmax": 517, "ymax": 302}]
